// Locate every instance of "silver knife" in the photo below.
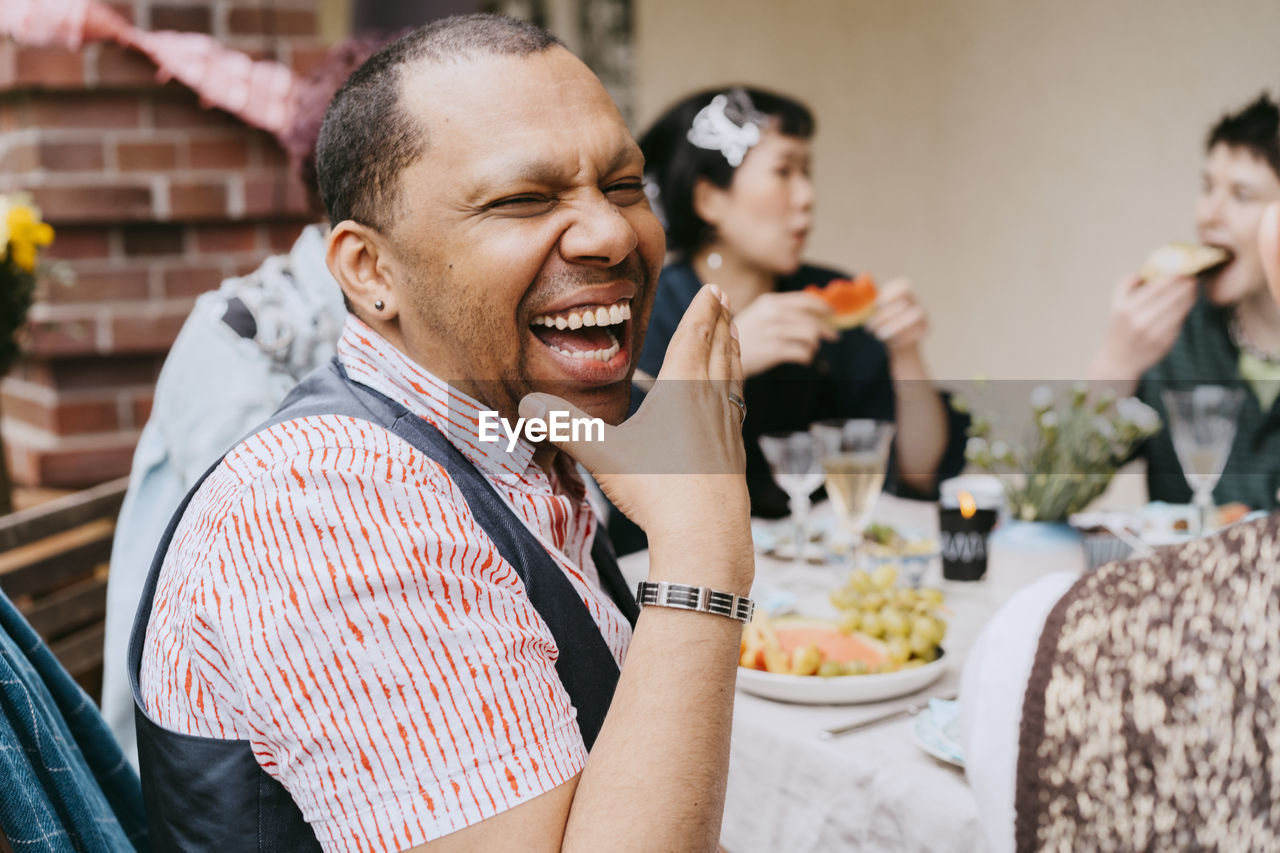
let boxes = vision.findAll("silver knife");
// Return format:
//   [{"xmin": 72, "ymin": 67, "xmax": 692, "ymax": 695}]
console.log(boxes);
[{"xmin": 818, "ymin": 691, "xmax": 957, "ymax": 740}]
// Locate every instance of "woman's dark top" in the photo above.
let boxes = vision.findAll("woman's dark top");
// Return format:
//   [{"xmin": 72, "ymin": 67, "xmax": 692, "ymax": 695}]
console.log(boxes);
[{"xmin": 636, "ymin": 261, "xmax": 968, "ymax": 519}]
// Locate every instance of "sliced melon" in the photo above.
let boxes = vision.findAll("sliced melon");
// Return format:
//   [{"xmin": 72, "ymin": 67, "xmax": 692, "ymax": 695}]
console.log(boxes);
[{"xmin": 773, "ymin": 616, "xmax": 886, "ymax": 667}]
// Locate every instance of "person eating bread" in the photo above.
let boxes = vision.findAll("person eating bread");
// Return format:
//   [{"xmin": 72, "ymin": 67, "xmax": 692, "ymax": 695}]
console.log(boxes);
[{"xmin": 1087, "ymin": 93, "xmax": 1280, "ymax": 510}]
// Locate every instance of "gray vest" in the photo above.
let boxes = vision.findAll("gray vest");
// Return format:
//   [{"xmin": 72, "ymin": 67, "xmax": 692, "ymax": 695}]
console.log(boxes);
[{"xmin": 128, "ymin": 359, "xmax": 638, "ymax": 850}]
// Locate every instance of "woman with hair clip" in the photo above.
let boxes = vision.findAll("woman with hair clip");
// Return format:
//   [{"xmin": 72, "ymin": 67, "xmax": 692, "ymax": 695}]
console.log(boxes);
[{"xmin": 635, "ymin": 86, "xmax": 967, "ymax": 518}]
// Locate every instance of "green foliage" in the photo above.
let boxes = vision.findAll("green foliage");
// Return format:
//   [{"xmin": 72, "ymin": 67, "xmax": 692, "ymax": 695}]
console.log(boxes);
[{"xmin": 962, "ymin": 384, "xmax": 1161, "ymax": 522}]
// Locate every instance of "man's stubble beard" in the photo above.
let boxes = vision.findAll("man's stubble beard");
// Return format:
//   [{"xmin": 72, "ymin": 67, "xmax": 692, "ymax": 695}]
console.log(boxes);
[{"xmin": 408, "ymin": 253, "xmax": 655, "ymax": 425}]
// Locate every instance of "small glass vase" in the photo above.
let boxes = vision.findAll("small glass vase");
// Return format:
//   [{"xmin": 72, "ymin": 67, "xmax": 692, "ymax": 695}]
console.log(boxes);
[{"xmin": 985, "ymin": 519, "xmax": 1086, "ymax": 589}]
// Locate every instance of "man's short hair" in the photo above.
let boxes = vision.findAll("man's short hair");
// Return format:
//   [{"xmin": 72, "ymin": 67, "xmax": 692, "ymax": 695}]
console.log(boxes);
[
  {"xmin": 1207, "ymin": 93, "xmax": 1280, "ymax": 180},
  {"xmin": 316, "ymin": 14, "xmax": 564, "ymax": 229}
]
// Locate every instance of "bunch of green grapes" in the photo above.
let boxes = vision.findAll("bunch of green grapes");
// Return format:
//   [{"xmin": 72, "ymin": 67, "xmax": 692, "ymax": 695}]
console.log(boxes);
[{"xmin": 828, "ymin": 564, "xmax": 947, "ymax": 668}]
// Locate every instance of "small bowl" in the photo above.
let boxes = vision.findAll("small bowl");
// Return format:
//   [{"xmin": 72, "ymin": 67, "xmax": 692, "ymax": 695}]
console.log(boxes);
[
  {"xmin": 860, "ymin": 530, "xmax": 941, "ymax": 587},
  {"xmin": 1078, "ymin": 531, "xmax": 1134, "ymax": 571}
]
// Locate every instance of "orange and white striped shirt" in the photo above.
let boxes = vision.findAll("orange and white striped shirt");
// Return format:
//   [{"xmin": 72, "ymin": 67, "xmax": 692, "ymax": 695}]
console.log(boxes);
[{"xmin": 141, "ymin": 314, "xmax": 632, "ymax": 851}]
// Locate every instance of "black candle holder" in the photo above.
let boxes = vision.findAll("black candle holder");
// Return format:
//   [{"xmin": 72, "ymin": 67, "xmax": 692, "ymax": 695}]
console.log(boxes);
[{"xmin": 938, "ymin": 507, "xmax": 998, "ymax": 581}]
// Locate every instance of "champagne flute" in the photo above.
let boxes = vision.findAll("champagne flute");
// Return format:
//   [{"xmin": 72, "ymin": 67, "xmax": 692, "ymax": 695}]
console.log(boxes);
[
  {"xmin": 758, "ymin": 431, "xmax": 825, "ymax": 561},
  {"xmin": 1161, "ymin": 386, "xmax": 1244, "ymax": 534},
  {"xmin": 810, "ymin": 419, "xmax": 895, "ymax": 569}
]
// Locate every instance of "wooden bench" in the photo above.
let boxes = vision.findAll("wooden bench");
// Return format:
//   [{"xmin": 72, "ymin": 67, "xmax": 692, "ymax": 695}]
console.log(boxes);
[{"xmin": 0, "ymin": 476, "xmax": 129, "ymax": 702}]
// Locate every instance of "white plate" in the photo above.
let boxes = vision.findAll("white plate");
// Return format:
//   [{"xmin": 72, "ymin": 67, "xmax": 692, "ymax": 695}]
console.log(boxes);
[
  {"xmin": 913, "ymin": 698, "xmax": 965, "ymax": 767},
  {"xmin": 735, "ymin": 651, "xmax": 947, "ymax": 704}
]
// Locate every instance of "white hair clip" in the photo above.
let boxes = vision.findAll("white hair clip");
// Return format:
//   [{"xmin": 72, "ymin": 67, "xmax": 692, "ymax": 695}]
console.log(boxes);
[{"xmin": 686, "ymin": 89, "xmax": 766, "ymax": 168}]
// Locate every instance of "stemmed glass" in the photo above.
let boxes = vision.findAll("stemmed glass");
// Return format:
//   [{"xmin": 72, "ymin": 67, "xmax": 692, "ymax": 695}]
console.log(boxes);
[
  {"xmin": 810, "ymin": 419, "xmax": 896, "ymax": 569},
  {"xmin": 758, "ymin": 431, "xmax": 826, "ymax": 561},
  {"xmin": 1161, "ymin": 386, "xmax": 1245, "ymax": 534}
]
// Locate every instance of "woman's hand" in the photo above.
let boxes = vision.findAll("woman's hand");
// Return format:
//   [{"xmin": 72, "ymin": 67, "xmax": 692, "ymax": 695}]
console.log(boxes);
[
  {"xmin": 866, "ymin": 276, "xmax": 929, "ymax": 358},
  {"xmin": 732, "ymin": 291, "xmax": 837, "ymax": 377},
  {"xmin": 1088, "ymin": 272, "xmax": 1196, "ymax": 384},
  {"xmin": 520, "ymin": 285, "xmax": 752, "ymax": 591}
]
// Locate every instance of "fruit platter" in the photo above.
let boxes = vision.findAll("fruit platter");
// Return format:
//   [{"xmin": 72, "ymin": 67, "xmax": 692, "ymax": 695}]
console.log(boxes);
[{"xmin": 737, "ymin": 564, "xmax": 948, "ymax": 704}]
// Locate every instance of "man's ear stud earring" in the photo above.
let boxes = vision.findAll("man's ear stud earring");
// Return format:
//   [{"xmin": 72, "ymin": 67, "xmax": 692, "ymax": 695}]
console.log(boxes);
[{"xmin": 374, "ymin": 300, "xmax": 385, "ymax": 311}]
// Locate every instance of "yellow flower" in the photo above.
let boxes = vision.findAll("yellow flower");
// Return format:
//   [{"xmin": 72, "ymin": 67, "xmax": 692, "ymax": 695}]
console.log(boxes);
[{"xmin": 5, "ymin": 203, "xmax": 54, "ymax": 273}]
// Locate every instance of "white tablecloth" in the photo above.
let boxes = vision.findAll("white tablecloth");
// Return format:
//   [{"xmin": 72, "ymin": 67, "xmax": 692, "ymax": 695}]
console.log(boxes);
[{"xmin": 617, "ymin": 495, "xmax": 1086, "ymax": 853}]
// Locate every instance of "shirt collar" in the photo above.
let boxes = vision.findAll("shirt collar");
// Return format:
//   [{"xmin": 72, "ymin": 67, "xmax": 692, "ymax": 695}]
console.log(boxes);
[{"xmin": 337, "ymin": 314, "xmax": 544, "ymax": 488}]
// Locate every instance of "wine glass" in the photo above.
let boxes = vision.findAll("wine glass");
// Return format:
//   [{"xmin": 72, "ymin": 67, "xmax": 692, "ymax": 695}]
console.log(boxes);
[
  {"xmin": 1161, "ymin": 386, "xmax": 1245, "ymax": 534},
  {"xmin": 810, "ymin": 419, "xmax": 896, "ymax": 569},
  {"xmin": 758, "ymin": 431, "xmax": 826, "ymax": 561}
]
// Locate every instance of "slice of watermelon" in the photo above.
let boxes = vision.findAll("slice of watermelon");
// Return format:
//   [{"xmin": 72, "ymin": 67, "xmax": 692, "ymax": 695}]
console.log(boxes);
[{"xmin": 804, "ymin": 273, "xmax": 878, "ymax": 329}]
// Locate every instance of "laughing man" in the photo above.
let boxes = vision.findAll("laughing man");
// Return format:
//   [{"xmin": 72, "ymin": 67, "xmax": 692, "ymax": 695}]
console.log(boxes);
[{"xmin": 130, "ymin": 15, "xmax": 753, "ymax": 852}]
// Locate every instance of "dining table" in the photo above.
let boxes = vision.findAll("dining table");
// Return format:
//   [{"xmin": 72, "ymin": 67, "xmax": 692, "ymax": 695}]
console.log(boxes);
[{"xmin": 617, "ymin": 492, "xmax": 1089, "ymax": 853}]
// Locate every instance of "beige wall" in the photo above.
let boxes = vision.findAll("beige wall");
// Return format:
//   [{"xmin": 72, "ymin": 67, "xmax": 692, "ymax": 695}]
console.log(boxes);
[{"xmin": 635, "ymin": 0, "xmax": 1280, "ymax": 380}]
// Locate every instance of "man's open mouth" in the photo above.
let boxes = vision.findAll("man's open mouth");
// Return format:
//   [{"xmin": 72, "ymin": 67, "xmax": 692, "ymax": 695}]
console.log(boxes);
[{"xmin": 529, "ymin": 298, "xmax": 632, "ymax": 365}]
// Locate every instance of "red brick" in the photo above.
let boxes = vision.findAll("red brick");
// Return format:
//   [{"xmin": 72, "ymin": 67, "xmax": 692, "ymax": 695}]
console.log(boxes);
[
  {"xmin": 2, "ymin": 392, "xmax": 122, "ymax": 435},
  {"xmin": 168, "ymin": 181, "xmax": 228, "ymax": 219},
  {"xmin": 149, "ymin": 5, "xmax": 213, "ymax": 33},
  {"xmin": 30, "ymin": 184, "xmax": 152, "ymax": 222},
  {"xmin": 0, "ymin": 390, "xmax": 47, "ymax": 431},
  {"xmin": 28, "ymin": 94, "xmax": 142, "ymax": 129},
  {"xmin": 265, "ymin": 222, "xmax": 304, "ymax": 252},
  {"xmin": 193, "ymin": 223, "xmax": 260, "ymax": 253},
  {"xmin": 109, "ymin": 307, "xmax": 190, "ymax": 353},
  {"xmin": 42, "ymin": 228, "xmax": 113, "ymax": 261},
  {"xmin": 122, "ymin": 224, "xmax": 185, "ymax": 256},
  {"xmin": 161, "ymin": 264, "xmax": 223, "ymax": 298},
  {"xmin": 38, "ymin": 141, "xmax": 106, "ymax": 171},
  {"xmin": 34, "ymin": 356, "xmax": 163, "ymax": 391},
  {"xmin": 0, "ymin": 143, "xmax": 38, "ymax": 172},
  {"xmin": 151, "ymin": 95, "xmax": 242, "ymax": 130},
  {"xmin": 45, "ymin": 267, "xmax": 149, "ymax": 303},
  {"xmin": 0, "ymin": 40, "xmax": 16, "ymax": 91},
  {"xmin": 115, "ymin": 139, "xmax": 178, "ymax": 171},
  {"xmin": 132, "ymin": 393, "xmax": 153, "ymax": 426},
  {"xmin": 93, "ymin": 44, "xmax": 159, "ymax": 88},
  {"xmin": 3, "ymin": 438, "xmax": 35, "ymax": 487},
  {"xmin": 54, "ymin": 398, "xmax": 120, "ymax": 434},
  {"xmin": 189, "ymin": 137, "xmax": 252, "ymax": 169},
  {"xmin": 7, "ymin": 439, "xmax": 136, "ymax": 488},
  {"xmin": 243, "ymin": 175, "xmax": 311, "ymax": 217},
  {"xmin": 227, "ymin": 7, "xmax": 317, "ymax": 36},
  {"xmin": 256, "ymin": 136, "xmax": 288, "ymax": 168},
  {"xmin": 4, "ymin": 361, "xmax": 52, "ymax": 386},
  {"xmin": 23, "ymin": 318, "xmax": 99, "ymax": 358},
  {"xmin": 14, "ymin": 47, "xmax": 85, "ymax": 88},
  {"xmin": 0, "ymin": 102, "xmax": 19, "ymax": 132}
]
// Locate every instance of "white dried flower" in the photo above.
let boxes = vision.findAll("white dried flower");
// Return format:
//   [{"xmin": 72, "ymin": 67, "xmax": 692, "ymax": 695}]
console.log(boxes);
[
  {"xmin": 965, "ymin": 436, "xmax": 988, "ymax": 458},
  {"xmin": 1092, "ymin": 417, "xmax": 1116, "ymax": 440},
  {"xmin": 990, "ymin": 440, "xmax": 1012, "ymax": 463},
  {"xmin": 1039, "ymin": 411, "xmax": 1058, "ymax": 430},
  {"xmin": 1030, "ymin": 385, "xmax": 1054, "ymax": 410},
  {"xmin": 1116, "ymin": 397, "xmax": 1160, "ymax": 432}
]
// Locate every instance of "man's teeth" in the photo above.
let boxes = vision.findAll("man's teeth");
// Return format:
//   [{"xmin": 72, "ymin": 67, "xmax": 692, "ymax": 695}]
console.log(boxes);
[
  {"xmin": 546, "ymin": 330, "xmax": 621, "ymax": 362},
  {"xmin": 531, "ymin": 301, "xmax": 631, "ymax": 330}
]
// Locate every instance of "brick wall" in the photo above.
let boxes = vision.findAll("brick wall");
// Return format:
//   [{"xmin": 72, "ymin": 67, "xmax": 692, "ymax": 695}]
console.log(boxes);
[{"xmin": 0, "ymin": 1, "xmax": 325, "ymax": 488}]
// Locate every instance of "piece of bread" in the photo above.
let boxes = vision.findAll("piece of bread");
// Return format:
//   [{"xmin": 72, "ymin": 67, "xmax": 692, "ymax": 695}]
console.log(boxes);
[
  {"xmin": 804, "ymin": 273, "xmax": 878, "ymax": 329},
  {"xmin": 1139, "ymin": 243, "xmax": 1230, "ymax": 281}
]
